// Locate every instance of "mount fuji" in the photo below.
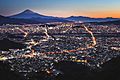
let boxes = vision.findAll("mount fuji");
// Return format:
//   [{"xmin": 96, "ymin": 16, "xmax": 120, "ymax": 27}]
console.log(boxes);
[
  {"xmin": 10, "ymin": 9, "xmax": 51, "ymax": 19},
  {"xmin": 9, "ymin": 9, "xmax": 68, "ymax": 23}
]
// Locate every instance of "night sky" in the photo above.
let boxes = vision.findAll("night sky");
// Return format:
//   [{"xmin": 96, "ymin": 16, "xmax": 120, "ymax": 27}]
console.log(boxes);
[{"xmin": 0, "ymin": 0, "xmax": 120, "ymax": 18}]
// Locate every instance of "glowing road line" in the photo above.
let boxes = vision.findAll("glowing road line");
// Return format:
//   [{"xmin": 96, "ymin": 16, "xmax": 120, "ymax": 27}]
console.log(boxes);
[
  {"xmin": 83, "ymin": 25, "xmax": 96, "ymax": 48},
  {"xmin": 44, "ymin": 28, "xmax": 50, "ymax": 40},
  {"xmin": 0, "ymin": 57, "xmax": 8, "ymax": 61},
  {"xmin": 16, "ymin": 27, "xmax": 28, "ymax": 37},
  {"xmin": 76, "ymin": 25, "xmax": 97, "ymax": 50},
  {"xmin": 111, "ymin": 47, "xmax": 120, "ymax": 51},
  {"xmin": 62, "ymin": 24, "xmax": 73, "ymax": 33},
  {"xmin": 44, "ymin": 25, "xmax": 97, "ymax": 54}
]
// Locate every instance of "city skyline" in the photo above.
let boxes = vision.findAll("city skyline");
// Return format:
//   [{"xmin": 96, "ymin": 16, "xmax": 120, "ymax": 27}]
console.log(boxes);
[{"xmin": 0, "ymin": 0, "xmax": 120, "ymax": 18}]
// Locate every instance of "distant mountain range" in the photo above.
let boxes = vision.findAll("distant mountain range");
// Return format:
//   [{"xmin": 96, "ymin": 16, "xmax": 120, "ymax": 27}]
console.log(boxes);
[
  {"xmin": 91, "ymin": 20, "xmax": 120, "ymax": 25},
  {"xmin": 0, "ymin": 9, "xmax": 120, "ymax": 25},
  {"xmin": 66, "ymin": 16, "xmax": 120, "ymax": 22}
]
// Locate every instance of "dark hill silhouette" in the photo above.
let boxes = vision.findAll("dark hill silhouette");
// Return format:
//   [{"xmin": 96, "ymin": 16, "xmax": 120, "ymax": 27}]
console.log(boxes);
[
  {"xmin": 54, "ymin": 61, "xmax": 93, "ymax": 80},
  {"xmin": 0, "ymin": 38, "xmax": 26, "ymax": 51},
  {"xmin": 0, "ymin": 61, "xmax": 24, "ymax": 80},
  {"xmin": 55, "ymin": 57, "xmax": 120, "ymax": 80},
  {"xmin": 94, "ymin": 56, "xmax": 120, "ymax": 80}
]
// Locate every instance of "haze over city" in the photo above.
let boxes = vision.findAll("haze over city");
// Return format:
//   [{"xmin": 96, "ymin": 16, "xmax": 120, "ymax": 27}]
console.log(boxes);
[{"xmin": 0, "ymin": 0, "xmax": 120, "ymax": 18}]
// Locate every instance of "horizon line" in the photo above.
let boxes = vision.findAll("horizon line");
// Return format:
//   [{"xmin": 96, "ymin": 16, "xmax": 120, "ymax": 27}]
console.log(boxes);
[{"xmin": 1, "ymin": 9, "xmax": 120, "ymax": 19}]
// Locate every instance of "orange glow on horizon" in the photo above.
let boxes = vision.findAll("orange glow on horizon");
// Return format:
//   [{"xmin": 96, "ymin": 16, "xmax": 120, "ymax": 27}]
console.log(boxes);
[{"xmin": 40, "ymin": 11, "xmax": 120, "ymax": 18}]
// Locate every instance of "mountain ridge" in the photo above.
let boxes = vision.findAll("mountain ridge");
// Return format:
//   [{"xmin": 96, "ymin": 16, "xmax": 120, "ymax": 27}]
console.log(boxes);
[
  {"xmin": 66, "ymin": 16, "xmax": 120, "ymax": 22},
  {"xmin": 0, "ymin": 9, "xmax": 120, "ymax": 25},
  {"xmin": 9, "ymin": 9, "xmax": 120, "ymax": 22},
  {"xmin": 9, "ymin": 9, "xmax": 69, "ymax": 23}
]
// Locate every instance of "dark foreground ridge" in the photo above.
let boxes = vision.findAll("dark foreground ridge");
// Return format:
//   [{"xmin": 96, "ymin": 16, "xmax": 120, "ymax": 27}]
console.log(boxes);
[
  {"xmin": 0, "ymin": 38, "xmax": 26, "ymax": 51},
  {"xmin": 0, "ymin": 56, "xmax": 120, "ymax": 80},
  {"xmin": 55, "ymin": 56, "xmax": 120, "ymax": 80},
  {"xmin": 0, "ymin": 61, "xmax": 24, "ymax": 80}
]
